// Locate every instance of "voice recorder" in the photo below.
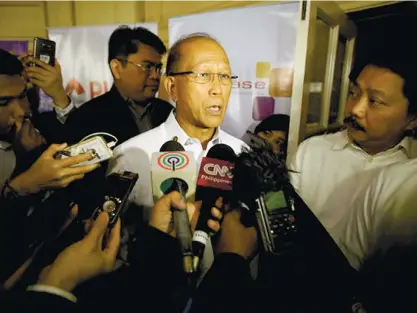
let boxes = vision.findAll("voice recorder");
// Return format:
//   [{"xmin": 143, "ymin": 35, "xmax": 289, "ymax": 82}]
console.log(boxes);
[{"xmin": 255, "ymin": 188, "xmax": 298, "ymax": 255}]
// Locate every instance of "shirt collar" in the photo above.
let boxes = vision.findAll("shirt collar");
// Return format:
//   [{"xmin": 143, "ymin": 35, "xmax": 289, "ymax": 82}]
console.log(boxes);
[
  {"xmin": 112, "ymin": 84, "xmax": 152, "ymax": 118},
  {"xmin": 163, "ymin": 111, "xmax": 222, "ymax": 147},
  {"xmin": 331, "ymin": 129, "xmax": 412, "ymax": 157},
  {"xmin": 0, "ymin": 141, "xmax": 11, "ymax": 151}
]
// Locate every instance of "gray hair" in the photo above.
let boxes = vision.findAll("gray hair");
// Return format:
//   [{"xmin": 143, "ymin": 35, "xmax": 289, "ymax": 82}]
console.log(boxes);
[{"xmin": 165, "ymin": 32, "xmax": 221, "ymax": 75}]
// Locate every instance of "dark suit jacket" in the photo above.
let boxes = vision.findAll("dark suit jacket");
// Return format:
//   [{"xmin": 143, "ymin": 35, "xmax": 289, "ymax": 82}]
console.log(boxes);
[
  {"xmin": 64, "ymin": 85, "xmax": 173, "ymax": 145},
  {"xmin": 0, "ymin": 290, "xmax": 76, "ymax": 311}
]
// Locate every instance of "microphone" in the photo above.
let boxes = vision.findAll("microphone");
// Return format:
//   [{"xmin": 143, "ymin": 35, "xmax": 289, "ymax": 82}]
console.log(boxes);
[
  {"xmin": 232, "ymin": 140, "xmax": 295, "ymax": 256},
  {"xmin": 192, "ymin": 144, "xmax": 236, "ymax": 271},
  {"xmin": 232, "ymin": 140, "xmax": 357, "ymax": 312},
  {"xmin": 151, "ymin": 139, "xmax": 197, "ymax": 275}
]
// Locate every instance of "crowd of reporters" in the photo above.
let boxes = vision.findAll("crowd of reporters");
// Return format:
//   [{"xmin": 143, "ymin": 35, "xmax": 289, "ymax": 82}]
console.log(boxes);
[{"xmin": 1, "ymin": 24, "xmax": 417, "ymax": 313}]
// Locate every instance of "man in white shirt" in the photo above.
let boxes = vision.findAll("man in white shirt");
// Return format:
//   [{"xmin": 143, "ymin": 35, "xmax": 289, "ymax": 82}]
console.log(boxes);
[
  {"xmin": 107, "ymin": 33, "xmax": 246, "ymax": 273},
  {"xmin": 108, "ymin": 33, "xmax": 245, "ymax": 217},
  {"xmin": 290, "ymin": 52, "xmax": 417, "ymax": 230}
]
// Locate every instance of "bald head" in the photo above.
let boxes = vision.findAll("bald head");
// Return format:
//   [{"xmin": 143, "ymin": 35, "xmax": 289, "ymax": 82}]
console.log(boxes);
[{"xmin": 166, "ymin": 33, "xmax": 229, "ymax": 75}]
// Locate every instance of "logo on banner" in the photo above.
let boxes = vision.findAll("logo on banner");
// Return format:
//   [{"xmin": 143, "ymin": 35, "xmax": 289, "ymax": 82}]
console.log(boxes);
[
  {"xmin": 249, "ymin": 62, "xmax": 294, "ymax": 120},
  {"xmin": 158, "ymin": 152, "xmax": 190, "ymax": 171},
  {"xmin": 197, "ymin": 157, "xmax": 234, "ymax": 190}
]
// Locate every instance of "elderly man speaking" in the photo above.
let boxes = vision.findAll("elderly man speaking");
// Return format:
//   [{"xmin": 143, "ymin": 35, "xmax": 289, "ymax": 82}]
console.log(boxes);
[{"xmin": 107, "ymin": 33, "xmax": 246, "ymax": 274}]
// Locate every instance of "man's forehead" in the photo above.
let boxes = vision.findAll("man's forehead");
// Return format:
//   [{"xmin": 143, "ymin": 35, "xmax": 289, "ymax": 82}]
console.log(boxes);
[
  {"xmin": 179, "ymin": 38, "xmax": 230, "ymax": 68},
  {"xmin": 0, "ymin": 75, "xmax": 25, "ymax": 97},
  {"xmin": 357, "ymin": 65, "xmax": 404, "ymax": 89},
  {"xmin": 129, "ymin": 42, "xmax": 162, "ymax": 63}
]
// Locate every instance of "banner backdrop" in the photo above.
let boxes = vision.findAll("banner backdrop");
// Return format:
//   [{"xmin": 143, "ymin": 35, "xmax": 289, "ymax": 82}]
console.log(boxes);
[
  {"xmin": 47, "ymin": 23, "xmax": 158, "ymax": 110},
  {"xmin": 169, "ymin": 2, "xmax": 299, "ymax": 140},
  {"xmin": 0, "ymin": 41, "xmax": 28, "ymax": 55}
]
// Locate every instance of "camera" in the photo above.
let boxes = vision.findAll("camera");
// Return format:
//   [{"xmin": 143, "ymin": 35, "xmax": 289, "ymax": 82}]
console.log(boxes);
[
  {"xmin": 254, "ymin": 188, "xmax": 298, "ymax": 255},
  {"xmin": 91, "ymin": 171, "xmax": 139, "ymax": 228}
]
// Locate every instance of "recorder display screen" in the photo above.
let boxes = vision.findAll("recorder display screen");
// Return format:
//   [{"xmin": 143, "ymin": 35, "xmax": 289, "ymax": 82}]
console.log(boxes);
[{"xmin": 264, "ymin": 191, "xmax": 288, "ymax": 213}]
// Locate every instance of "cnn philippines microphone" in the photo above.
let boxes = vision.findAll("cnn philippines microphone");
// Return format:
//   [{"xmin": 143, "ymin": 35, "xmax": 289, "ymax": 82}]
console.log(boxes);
[
  {"xmin": 232, "ymin": 140, "xmax": 357, "ymax": 312},
  {"xmin": 151, "ymin": 140, "xmax": 197, "ymax": 275},
  {"xmin": 192, "ymin": 144, "xmax": 236, "ymax": 271}
]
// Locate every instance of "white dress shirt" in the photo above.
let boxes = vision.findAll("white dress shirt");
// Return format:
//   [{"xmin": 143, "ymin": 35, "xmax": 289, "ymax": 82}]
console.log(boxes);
[
  {"xmin": 107, "ymin": 112, "xmax": 247, "ymax": 276},
  {"xmin": 108, "ymin": 111, "xmax": 246, "ymax": 219},
  {"xmin": 289, "ymin": 130, "xmax": 416, "ymax": 230},
  {"xmin": 331, "ymin": 158, "xmax": 417, "ymax": 270}
]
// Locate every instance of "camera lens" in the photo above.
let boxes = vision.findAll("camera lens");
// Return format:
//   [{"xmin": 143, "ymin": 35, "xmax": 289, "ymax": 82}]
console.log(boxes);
[{"xmin": 103, "ymin": 200, "xmax": 116, "ymax": 213}]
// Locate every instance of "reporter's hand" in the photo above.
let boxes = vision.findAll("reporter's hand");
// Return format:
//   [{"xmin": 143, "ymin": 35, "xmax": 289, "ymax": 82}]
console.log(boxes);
[
  {"xmin": 215, "ymin": 209, "xmax": 257, "ymax": 261},
  {"xmin": 22, "ymin": 56, "xmax": 69, "ymax": 108},
  {"xmin": 37, "ymin": 212, "xmax": 121, "ymax": 292},
  {"xmin": 9, "ymin": 143, "xmax": 99, "ymax": 195},
  {"xmin": 149, "ymin": 192, "xmax": 223, "ymax": 237}
]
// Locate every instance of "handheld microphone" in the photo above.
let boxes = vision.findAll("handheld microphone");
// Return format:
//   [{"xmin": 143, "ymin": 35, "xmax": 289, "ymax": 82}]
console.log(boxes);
[
  {"xmin": 192, "ymin": 144, "xmax": 236, "ymax": 271},
  {"xmin": 151, "ymin": 139, "xmax": 196, "ymax": 275}
]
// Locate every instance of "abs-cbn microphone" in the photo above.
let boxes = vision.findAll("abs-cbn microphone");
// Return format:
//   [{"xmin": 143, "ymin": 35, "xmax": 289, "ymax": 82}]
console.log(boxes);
[
  {"xmin": 192, "ymin": 144, "xmax": 236, "ymax": 271},
  {"xmin": 151, "ymin": 139, "xmax": 197, "ymax": 275}
]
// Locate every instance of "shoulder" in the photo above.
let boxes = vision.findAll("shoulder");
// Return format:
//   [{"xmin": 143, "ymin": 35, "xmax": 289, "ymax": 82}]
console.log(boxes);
[
  {"xmin": 300, "ymin": 131, "xmax": 346, "ymax": 150},
  {"xmin": 219, "ymin": 129, "xmax": 248, "ymax": 155},
  {"xmin": 114, "ymin": 124, "xmax": 165, "ymax": 156}
]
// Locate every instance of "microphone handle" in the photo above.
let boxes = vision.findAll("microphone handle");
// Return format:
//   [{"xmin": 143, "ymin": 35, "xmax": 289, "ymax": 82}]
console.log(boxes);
[
  {"xmin": 173, "ymin": 180, "xmax": 194, "ymax": 275},
  {"xmin": 192, "ymin": 198, "xmax": 215, "ymax": 272}
]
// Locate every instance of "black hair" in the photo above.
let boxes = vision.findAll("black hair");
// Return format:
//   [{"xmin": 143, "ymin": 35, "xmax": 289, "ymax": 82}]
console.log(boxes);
[
  {"xmin": 0, "ymin": 49, "xmax": 23, "ymax": 76},
  {"xmin": 349, "ymin": 49, "xmax": 417, "ymax": 116},
  {"xmin": 254, "ymin": 114, "xmax": 290, "ymax": 135},
  {"xmin": 165, "ymin": 33, "xmax": 219, "ymax": 75},
  {"xmin": 107, "ymin": 26, "xmax": 166, "ymax": 64}
]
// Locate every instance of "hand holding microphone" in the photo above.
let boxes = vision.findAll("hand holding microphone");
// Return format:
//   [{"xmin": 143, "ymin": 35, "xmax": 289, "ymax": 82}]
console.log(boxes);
[
  {"xmin": 149, "ymin": 192, "xmax": 223, "ymax": 237},
  {"xmin": 150, "ymin": 139, "xmax": 196, "ymax": 274}
]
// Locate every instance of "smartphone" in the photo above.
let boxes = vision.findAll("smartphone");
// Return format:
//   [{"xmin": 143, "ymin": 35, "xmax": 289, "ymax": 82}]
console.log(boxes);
[{"xmin": 33, "ymin": 37, "xmax": 56, "ymax": 67}]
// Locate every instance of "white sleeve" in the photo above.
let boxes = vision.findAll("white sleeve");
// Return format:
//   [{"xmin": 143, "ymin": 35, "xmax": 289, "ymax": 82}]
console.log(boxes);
[
  {"xmin": 27, "ymin": 284, "xmax": 77, "ymax": 303},
  {"xmin": 53, "ymin": 99, "xmax": 75, "ymax": 124}
]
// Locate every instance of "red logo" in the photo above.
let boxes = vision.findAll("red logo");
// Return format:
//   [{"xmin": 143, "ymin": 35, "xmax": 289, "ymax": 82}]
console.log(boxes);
[{"xmin": 197, "ymin": 157, "xmax": 234, "ymax": 190}]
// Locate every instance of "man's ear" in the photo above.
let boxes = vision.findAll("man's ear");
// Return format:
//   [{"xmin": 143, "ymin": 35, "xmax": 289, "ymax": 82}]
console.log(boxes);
[
  {"xmin": 110, "ymin": 59, "xmax": 122, "ymax": 80},
  {"xmin": 164, "ymin": 76, "xmax": 177, "ymax": 102},
  {"xmin": 407, "ymin": 114, "xmax": 417, "ymax": 130}
]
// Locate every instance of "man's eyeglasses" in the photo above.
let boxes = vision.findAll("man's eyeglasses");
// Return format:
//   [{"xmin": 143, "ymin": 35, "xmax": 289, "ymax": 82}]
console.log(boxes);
[
  {"xmin": 167, "ymin": 71, "xmax": 238, "ymax": 85},
  {"xmin": 0, "ymin": 87, "xmax": 28, "ymax": 107},
  {"xmin": 117, "ymin": 59, "xmax": 163, "ymax": 74}
]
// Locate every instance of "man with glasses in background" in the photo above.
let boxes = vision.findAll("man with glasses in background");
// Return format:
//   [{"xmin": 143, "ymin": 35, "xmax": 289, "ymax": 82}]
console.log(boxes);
[
  {"xmin": 108, "ymin": 33, "xmax": 246, "ymax": 275},
  {"xmin": 64, "ymin": 25, "xmax": 173, "ymax": 145}
]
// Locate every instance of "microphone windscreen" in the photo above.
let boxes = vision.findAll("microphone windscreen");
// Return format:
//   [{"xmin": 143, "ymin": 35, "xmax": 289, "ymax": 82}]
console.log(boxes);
[
  {"xmin": 160, "ymin": 140, "xmax": 185, "ymax": 152},
  {"xmin": 206, "ymin": 143, "xmax": 236, "ymax": 162}
]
